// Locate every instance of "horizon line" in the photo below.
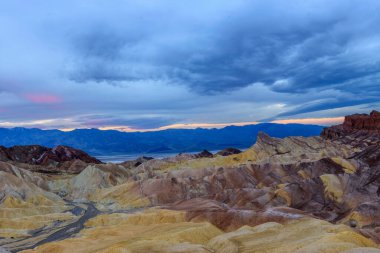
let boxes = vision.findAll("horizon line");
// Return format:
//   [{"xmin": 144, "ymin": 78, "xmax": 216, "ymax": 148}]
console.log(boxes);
[{"xmin": 0, "ymin": 116, "xmax": 345, "ymax": 133}]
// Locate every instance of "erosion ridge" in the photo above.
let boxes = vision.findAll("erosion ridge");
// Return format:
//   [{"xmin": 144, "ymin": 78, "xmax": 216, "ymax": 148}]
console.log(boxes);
[{"xmin": 1, "ymin": 110, "xmax": 380, "ymax": 253}]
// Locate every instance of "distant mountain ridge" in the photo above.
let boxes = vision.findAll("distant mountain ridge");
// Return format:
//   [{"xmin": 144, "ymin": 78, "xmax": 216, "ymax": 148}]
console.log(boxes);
[{"xmin": 0, "ymin": 123, "xmax": 323, "ymax": 155}]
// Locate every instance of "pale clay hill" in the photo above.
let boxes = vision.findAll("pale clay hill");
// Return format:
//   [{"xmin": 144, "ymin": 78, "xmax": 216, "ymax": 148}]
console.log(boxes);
[{"xmin": 0, "ymin": 111, "xmax": 380, "ymax": 252}]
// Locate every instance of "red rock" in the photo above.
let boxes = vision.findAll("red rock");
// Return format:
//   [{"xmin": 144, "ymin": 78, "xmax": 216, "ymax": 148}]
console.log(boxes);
[
  {"xmin": 35, "ymin": 145, "xmax": 101, "ymax": 165},
  {"xmin": 321, "ymin": 110, "xmax": 380, "ymax": 146},
  {"xmin": 0, "ymin": 145, "xmax": 101, "ymax": 167},
  {"xmin": 343, "ymin": 111, "xmax": 380, "ymax": 131},
  {"xmin": 322, "ymin": 110, "xmax": 380, "ymax": 137}
]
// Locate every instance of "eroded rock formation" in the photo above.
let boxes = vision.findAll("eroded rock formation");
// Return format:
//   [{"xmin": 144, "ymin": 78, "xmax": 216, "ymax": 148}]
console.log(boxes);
[
  {"xmin": 321, "ymin": 110, "xmax": 380, "ymax": 146},
  {"xmin": 1, "ymin": 110, "xmax": 380, "ymax": 252}
]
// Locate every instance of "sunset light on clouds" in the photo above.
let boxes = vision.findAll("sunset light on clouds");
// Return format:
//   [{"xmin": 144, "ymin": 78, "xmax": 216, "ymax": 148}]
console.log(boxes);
[
  {"xmin": 24, "ymin": 94, "xmax": 62, "ymax": 104},
  {"xmin": 271, "ymin": 117, "xmax": 345, "ymax": 126}
]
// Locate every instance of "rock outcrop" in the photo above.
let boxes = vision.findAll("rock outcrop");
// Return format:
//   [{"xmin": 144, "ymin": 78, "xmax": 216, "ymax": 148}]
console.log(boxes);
[
  {"xmin": 195, "ymin": 150, "xmax": 214, "ymax": 158},
  {"xmin": 216, "ymin": 147, "xmax": 242, "ymax": 156},
  {"xmin": 0, "ymin": 145, "xmax": 49, "ymax": 164},
  {"xmin": 0, "ymin": 145, "xmax": 101, "ymax": 174},
  {"xmin": 120, "ymin": 156, "xmax": 154, "ymax": 167},
  {"xmin": 321, "ymin": 110, "xmax": 380, "ymax": 145},
  {"xmin": 35, "ymin": 145, "xmax": 101, "ymax": 165}
]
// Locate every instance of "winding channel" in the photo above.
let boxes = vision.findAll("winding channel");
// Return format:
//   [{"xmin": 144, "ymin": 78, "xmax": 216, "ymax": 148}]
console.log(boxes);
[{"xmin": 1, "ymin": 202, "xmax": 144, "ymax": 253}]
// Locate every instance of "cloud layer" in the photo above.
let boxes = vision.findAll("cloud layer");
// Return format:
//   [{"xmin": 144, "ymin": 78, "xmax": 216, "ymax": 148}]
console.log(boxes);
[{"xmin": 0, "ymin": 0, "xmax": 379, "ymax": 130}]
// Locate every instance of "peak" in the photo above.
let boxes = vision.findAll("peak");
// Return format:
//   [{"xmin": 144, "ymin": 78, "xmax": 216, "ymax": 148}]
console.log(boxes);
[
  {"xmin": 256, "ymin": 131, "xmax": 271, "ymax": 141},
  {"xmin": 255, "ymin": 131, "xmax": 282, "ymax": 148}
]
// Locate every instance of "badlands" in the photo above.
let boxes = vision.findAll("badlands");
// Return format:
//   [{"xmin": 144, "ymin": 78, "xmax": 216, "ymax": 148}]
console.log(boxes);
[{"xmin": 1, "ymin": 111, "xmax": 380, "ymax": 252}]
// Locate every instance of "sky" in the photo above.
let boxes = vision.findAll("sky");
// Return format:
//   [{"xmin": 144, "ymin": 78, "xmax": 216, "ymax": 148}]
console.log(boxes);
[{"xmin": 0, "ymin": 0, "xmax": 380, "ymax": 131}]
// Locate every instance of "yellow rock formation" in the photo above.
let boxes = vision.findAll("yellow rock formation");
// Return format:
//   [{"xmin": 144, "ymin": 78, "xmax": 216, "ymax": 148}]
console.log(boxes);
[
  {"xmin": 207, "ymin": 218, "xmax": 378, "ymax": 253},
  {"xmin": 332, "ymin": 157, "xmax": 357, "ymax": 174},
  {"xmin": 85, "ymin": 208, "xmax": 186, "ymax": 227},
  {"xmin": 21, "ymin": 209, "xmax": 379, "ymax": 253},
  {"xmin": 159, "ymin": 135, "xmax": 354, "ymax": 172},
  {"xmin": 21, "ymin": 209, "xmax": 223, "ymax": 253},
  {"xmin": 274, "ymin": 184, "xmax": 292, "ymax": 206},
  {"xmin": 89, "ymin": 181, "xmax": 150, "ymax": 211},
  {"xmin": 0, "ymin": 170, "xmax": 74, "ymax": 238},
  {"xmin": 342, "ymin": 211, "xmax": 374, "ymax": 229},
  {"xmin": 321, "ymin": 174, "xmax": 344, "ymax": 203}
]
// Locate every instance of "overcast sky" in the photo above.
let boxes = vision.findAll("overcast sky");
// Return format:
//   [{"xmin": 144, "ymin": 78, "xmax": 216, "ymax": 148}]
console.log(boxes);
[{"xmin": 0, "ymin": 0, "xmax": 379, "ymax": 131}]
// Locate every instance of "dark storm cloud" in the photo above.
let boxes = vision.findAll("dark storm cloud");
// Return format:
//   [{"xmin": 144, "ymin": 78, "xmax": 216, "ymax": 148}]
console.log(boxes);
[{"xmin": 65, "ymin": 0, "xmax": 380, "ymax": 98}]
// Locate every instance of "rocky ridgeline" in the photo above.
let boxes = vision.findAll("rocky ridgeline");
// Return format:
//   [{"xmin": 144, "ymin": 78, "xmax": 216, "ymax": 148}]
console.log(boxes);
[{"xmin": 322, "ymin": 110, "xmax": 380, "ymax": 140}]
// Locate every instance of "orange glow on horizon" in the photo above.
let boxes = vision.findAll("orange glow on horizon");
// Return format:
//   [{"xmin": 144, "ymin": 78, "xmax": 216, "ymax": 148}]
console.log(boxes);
[
  {"xmin": 271, "ymin": 117, "xmax": 344, "ymax": 125},
  {"xmin": 98, "ymin": 121, "xmax": 260, "ymax": 132}
]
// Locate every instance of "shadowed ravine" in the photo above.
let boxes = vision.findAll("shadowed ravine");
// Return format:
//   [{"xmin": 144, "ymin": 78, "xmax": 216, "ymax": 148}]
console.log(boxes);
[{"xmin": 24, "ymin": 203, "xmax": 100, "ymax": 252}]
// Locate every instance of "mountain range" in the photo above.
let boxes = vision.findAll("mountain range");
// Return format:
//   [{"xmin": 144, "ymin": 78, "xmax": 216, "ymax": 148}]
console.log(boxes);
[{"xmin": 0, "ymin": 123, "xmax": 323, "ymax": 155}]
